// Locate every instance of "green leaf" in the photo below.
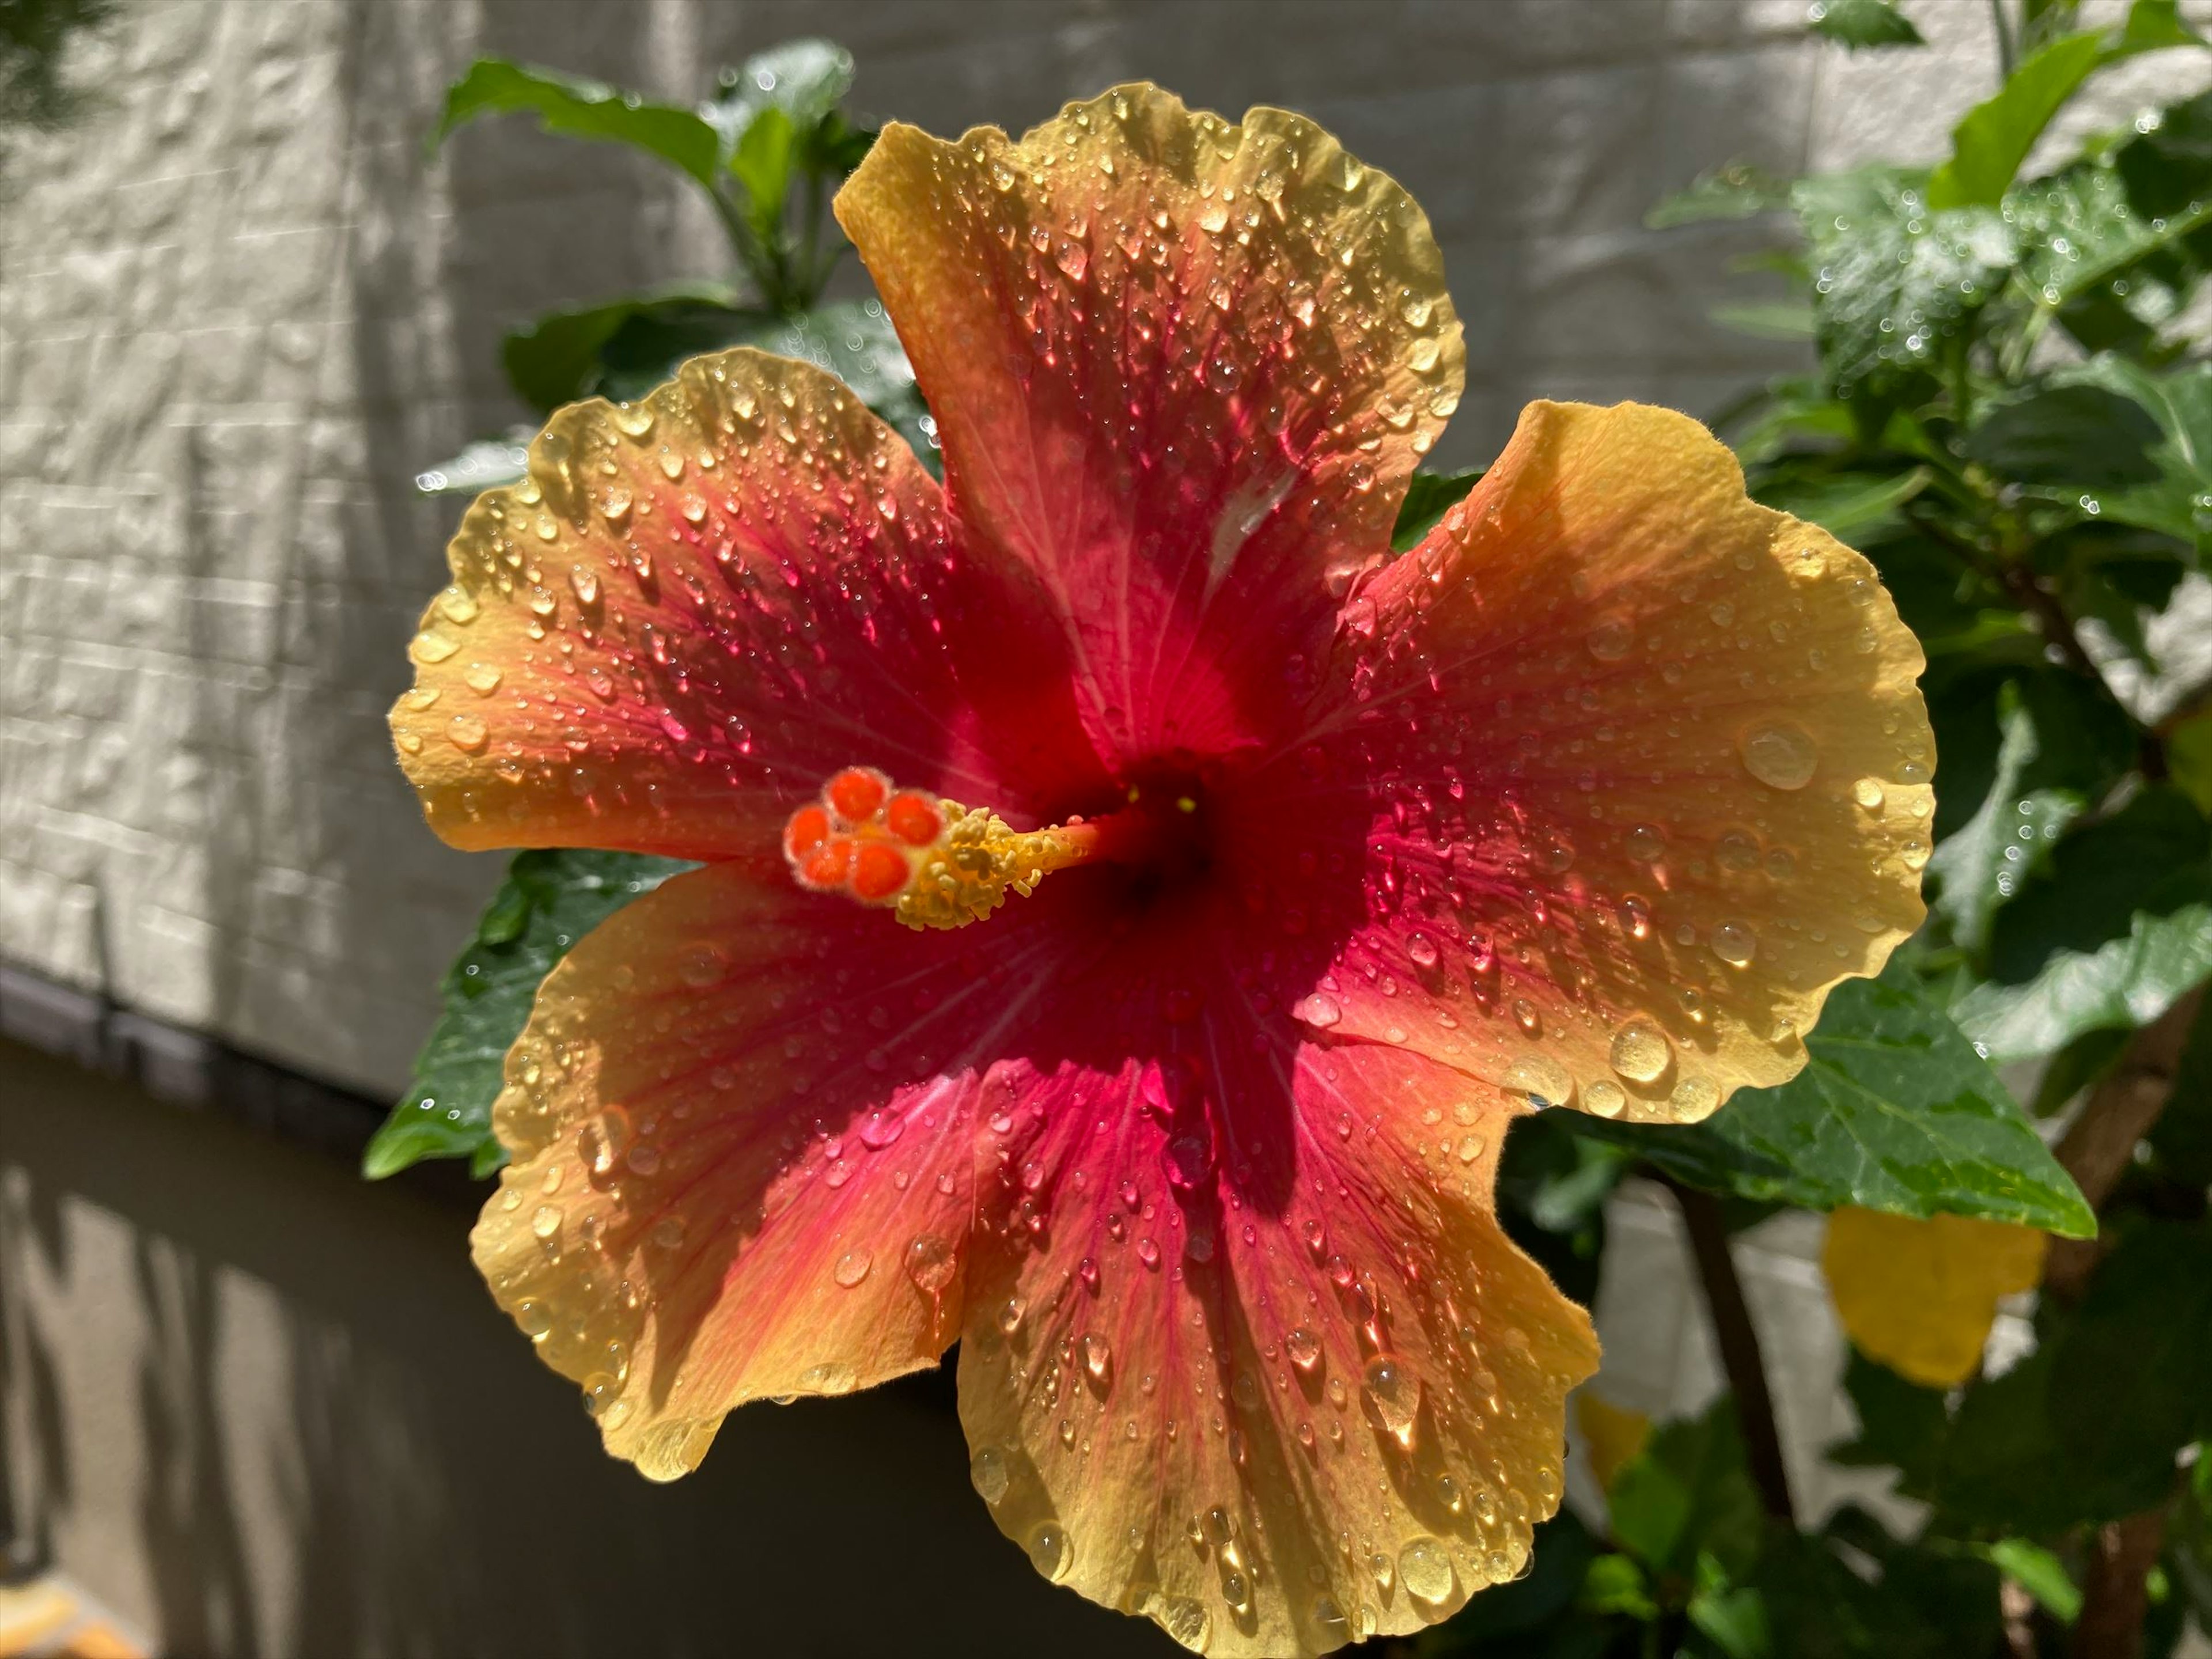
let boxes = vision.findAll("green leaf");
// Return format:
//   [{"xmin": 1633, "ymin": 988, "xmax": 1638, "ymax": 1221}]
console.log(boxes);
[
  {"xmin": 1926, "ymin": 671, "xmax": 2132, "ymax": 958},
  {"xmin": 2115, "ymin": 0, "xmax": 2205, "ymax": 54},
  {"xmin": 1753, "ymin": 467, "xmax": 1929, "ymax": 543},
  {"xmin": 497, "ymin": 296, "xmax": 930, "ymax": 466},
  {"xmin": 2056, "ymin": 357, "xmax": 2212, "ymax": 547},
  {"xmin": 1753, "ymin": 1521, "xmax": 2004, "ymax": 1658},
  {"xmin": 411, "ymin": 429, "xmax": 532, "ymax": 498},
  {"xmin": 729, "ymin": 104, "xmax": 798, "ymax": 232},
  {"xmin": 1392, "ymin": 468, "xmax": 1483, "ymax": 551},
  {"xmin": 1831, "ymin": 1347, "xmax": 1952, "ymax": 1476},
  {"xmin": 1574, "ymin": 1552, "xmax": 1659, "ymax": 1621},
  {"xmin": 1647, "ymin": 162, "xmax": 1793, "ymax": 230},
  {"xmin": 1607, "ymin": 1400, "xmax": 1765, "ymax": 1584},
  {"xmin": 436, "ymin": 58, "xmax": 721, "ymax": 188},
  {"xmin": 1960, "ymin": 383, "xmax": 2165, "ymax": 490},
  {"xmin": 499, "ymin": 282, "xmax": 752, "ymax": 415},
  {"xmin": 1810, "ymin": 0, "xmax": 1926, "ymax": 49},
  {"xmin": 711, "ymin": 37, "xmax": 857, "ymax": 139},
  {"xmin": 2169, "ymin": 707, "xmax": 2212, "ymax": 815},
  {"xmin": 1793, "ymin": 169, "xmax": 2014, "ymax": 400},
  {"xmin": 1955, "ymin": 786, "xmax": 2212, "ymax": 1062},
  {"xmin": 1979, "ymin": 1539, "xmax": 2082, "ymax": 1623},
  {"xmin": 2046, "ymin": 1218, "xmax": 2212, "ymax": 1497},
  {"xmin": 1577, "ymin": 964, "xmax": 2096, "ymax": 1235},
  {"xmin": 365, "ymin": 849, "xmax": 692, "ymax": 1179},
  {"xmin": 1926, "ymin": 32, "xmax": 2107, "ymax": 210}
]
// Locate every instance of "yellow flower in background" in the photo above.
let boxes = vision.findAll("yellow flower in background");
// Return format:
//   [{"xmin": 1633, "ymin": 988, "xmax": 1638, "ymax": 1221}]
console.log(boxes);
[{"xmin": 1824, "ymin": 1207, "xmax": 2048, "ymax": 1388}]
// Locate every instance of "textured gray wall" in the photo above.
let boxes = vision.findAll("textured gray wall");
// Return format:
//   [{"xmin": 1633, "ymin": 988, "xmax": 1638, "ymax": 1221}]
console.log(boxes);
[{"xmin": 0, "ymin": 0, "xmax": 2205, "ymax": 1099}]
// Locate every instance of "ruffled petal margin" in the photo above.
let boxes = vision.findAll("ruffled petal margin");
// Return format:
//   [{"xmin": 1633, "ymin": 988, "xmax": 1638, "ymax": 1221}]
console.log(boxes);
[
  {"xmin": 392, "ymin": 347, "xmax": 1103, "ymax": 859},
  {"xmin": 1254, "ymin": 400, "xmax": 1932, "ymax": 1126},
  {"xmin": 957, "ymin": 1017, "xmax": 1596, "ymax": 1654},
  {"xmin": 836, "ymin": 84, "xmax": 1464, "ymax": 768},
  {"xmin": 470, "ymin": 859, "xmax": 1069, "ymax": 1480}
]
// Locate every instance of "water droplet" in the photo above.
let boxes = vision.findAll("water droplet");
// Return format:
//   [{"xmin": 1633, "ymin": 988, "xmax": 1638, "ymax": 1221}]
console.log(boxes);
[
  {"xmin": 1362, "ymin": 1354, "xmax": 1419, "ymax": 1444},
  {"xmin": 1407, "ymin": 932, "xmax": 1440, "ymax": 969},
  {"xmin": 1146, "ymin": 1592, "xmax": 1210, "ymax": 1650},
  {"xmin": 834, "ymin": 1248, "xmax": 872, "ymax": 1287},
  {"xmin": 1853, "ymin": 776, "xmax": 1887, "ymax": 810},
  {"xmin": 1587, "ymin": 619, "xmax": 1633, "ymax": 661},
  {"xmin": 1296, "ymin": 992, "xmax": 1342, "ymax": 1029},
  {"xmin": 1669, "ymin": 1077, "xmax": 1722, "ymax": 1122},
  {"xmin": 1585, "ymin": 1081, "xmax": 1627, "ymax": 1119},
  {"xmin": 1285, "ymin": 1327, "xmax": 1322, "ymax": 1372},
  {"xmin": 1502, "ymin": 1055, "xmax": 1573, "ymax": 1109},
  {"xmin": 997, "ymin": 1296, "xmax": 1027, "ymax": 1336},
  {"xmin": 1711, "ymin": 921, "xmax": 1758, "ymax": 967},
  {"xmin": 1028, "ymin": 1522, "xmax": 1069, "ymax": 1581},
  {"xmin": 798, "ymin": 1359, "xmax": 857, "ymax": 1394},
  {"xmin": 906, "ymin": 1233, "xmax": 957, "ymax": 1296},
  {"xmin": 1624, "ymin": 823, "xmax": 1665, "ymax": 862},
  {"xmin": 530, "ymin": 1204, "xmax": 561, "ymax": 1239},
  {"xmin": 447, "ymin": 714, "xmax": 489, "ymax": 753},
  {"xmin": 1399, "ymin": 1536, "xmax": 1455, "ymax": 1603},
  {"xmin": 1083, "ymin": 1332, "xmax": 1113, "ymax": 1384},
  {"xmin": 970, "ymin": 1445, "xmax": 1011, "ymax": 1504},
  {"xmin": 1608, "ymin": 1022, "xmax": 1671, "ymax": 1084},
  {"xmin": 462, "ymin": 661, "xmax": 503, "ymax": 695},
  {"xmin": 1740, "ymin": 722, "xmax": 1819, "ymax": 790}
]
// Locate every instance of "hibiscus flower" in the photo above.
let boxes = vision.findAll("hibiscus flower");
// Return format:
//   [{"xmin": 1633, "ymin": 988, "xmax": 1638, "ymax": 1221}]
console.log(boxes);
[{"xmin": 392, "ymin": 85, "xmax": 1930, "ymax": 1654}]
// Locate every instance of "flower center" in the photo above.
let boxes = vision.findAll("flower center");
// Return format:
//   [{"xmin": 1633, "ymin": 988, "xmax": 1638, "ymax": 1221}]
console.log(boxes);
[{"xmin": 782, "ymin": 766, "xmax": 1179, "ymax": 931}]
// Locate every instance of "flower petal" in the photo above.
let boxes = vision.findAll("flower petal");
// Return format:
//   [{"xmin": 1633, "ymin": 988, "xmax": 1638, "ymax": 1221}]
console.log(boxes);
[
  {"xmin": 470, "ymin": 858, "xmax": 1046, "ymax": 1480},
  {"xmin": 393, "ymin": 347, "xmax": 1103, "ymax": 859},
  {"xmin": 959, "ymin": 1030, "xmax": 1596, "ymax": 1655},
  {"xmin": 1823, "ymin": 1207, "xmax": 2047, "ymax": 1389},
  {"xmin": 836, "ymin": 85, "xmax": 1464, "ymax": 768},
  {"xmin": 1259, "ymin": 400, "xmax": 1931, "ymax": 1125}
]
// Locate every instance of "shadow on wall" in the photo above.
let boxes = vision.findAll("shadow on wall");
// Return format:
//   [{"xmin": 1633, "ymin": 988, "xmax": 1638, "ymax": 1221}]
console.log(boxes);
[{"xmin": 0, "ymin": 1039, "xmax": 1171, "ymax": 1657}]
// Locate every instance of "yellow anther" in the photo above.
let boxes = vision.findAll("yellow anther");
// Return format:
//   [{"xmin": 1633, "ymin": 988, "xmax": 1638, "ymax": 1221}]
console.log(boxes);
[{"xmin": 894, "ymin": 801, "xmax": 1107, "ymax": 931}]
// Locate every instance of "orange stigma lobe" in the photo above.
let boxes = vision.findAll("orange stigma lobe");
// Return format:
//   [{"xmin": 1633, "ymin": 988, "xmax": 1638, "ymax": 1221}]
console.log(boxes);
[{"xmin": 781, "ymin": 768, "xmax": 1127, "ymax": 930}]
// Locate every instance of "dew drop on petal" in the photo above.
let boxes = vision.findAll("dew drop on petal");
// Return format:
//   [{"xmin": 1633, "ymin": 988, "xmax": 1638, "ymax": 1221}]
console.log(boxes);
[
  {"xmin": 906, "ymin": 1233, "xmax": 957, "ymax": 1296},
  {"xmin": 1711, "ymin": 921, "xmax": 1758, "ymax": 967},
  {"xmin": 1502, "ymin": 1055, "xmax": 1573, "ymax": 1109},
  {"xmin": 1399, "ymin": 1536, "xmax": 1455, "ymax": 1603},
  {"xmin": 1028, "ymin": 1522, "xmax": 1069, "ymax": 1581},
  {"xmin": 1739, "ymin": 722, "xmax": 1819, "ymax": 790},
  {"xmin": 970, "ymin": 1445, "xmax": 1011, "ymax": 1505},
  {"xmin": 1608, "ymin": 1022, "xmax": 1671, "ymax": 1084},
  {"xmin": 1669, "ymin": 1077, "xmax": 1723, "ymax": 1122},
  {"xmin": 834, "ymin": 1248, "xmax": 872, "ymax": 1287},
  {"xmin": 1362, "ymin": 1354, "xmax": 1419, "ymax": 1444},
  {"xmin": 1585, "ymin": 1080, "xmax": 1627, "ymax": 1119}
]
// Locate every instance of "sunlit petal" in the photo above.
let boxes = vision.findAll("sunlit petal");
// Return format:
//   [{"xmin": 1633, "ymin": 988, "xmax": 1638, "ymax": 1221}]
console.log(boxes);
[
  {"xmin": 393, "ymin": 347, "xmax": 1104, "ymax": 859},
  {"xmin": 837, "ymin": 84, "xmax": 1463, "ymax": 768}
]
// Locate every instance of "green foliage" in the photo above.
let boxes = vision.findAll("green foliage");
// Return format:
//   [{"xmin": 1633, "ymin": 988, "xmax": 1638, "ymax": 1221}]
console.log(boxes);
[
  {"xmin": 366, "ymin": 851, "xmax": 691, "ymax": 1179},
  {"xmin": 1809, "ymin": 0, "xmax": 1925, "ymax": 51},
  {"xmin": 1392, "ymin": 468, "xmax": 1484, "ymax": 550},
  {"xmin": 1574, "ymin": 964, "xmax": 2096, "ymax": 1236},
  {"xmin": 437, "ymin": 59, "xmax": 724, "ymax": 186},
  {"xmin": 417, "ymin": 38, "xmax": 892, "ymax": 501}
]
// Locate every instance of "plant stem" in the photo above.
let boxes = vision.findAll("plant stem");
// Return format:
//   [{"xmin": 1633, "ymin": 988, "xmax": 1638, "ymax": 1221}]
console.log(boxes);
[
  {"xmin": 1656, "ymin": 1175, "xmax": 1796, "ymax": 1525},
  {"xmin": 2046, "ymin": 988, "xmax": 2202, "ymax": 1300},
  {"xmin": 1990, "ymin": 0, "xmax": 2018, "ymax": 81},
  {"xmin": 2044, "ymin": 991, "xmax": 2200, "ymax": 1657},
  {"xmin": 1995, "ymin": 561, "xmax": 2169, "ymax": 781},
  {"xmin": 2074, "ymin": 1505, "xmax": 2173, "ymax": 1659}
]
